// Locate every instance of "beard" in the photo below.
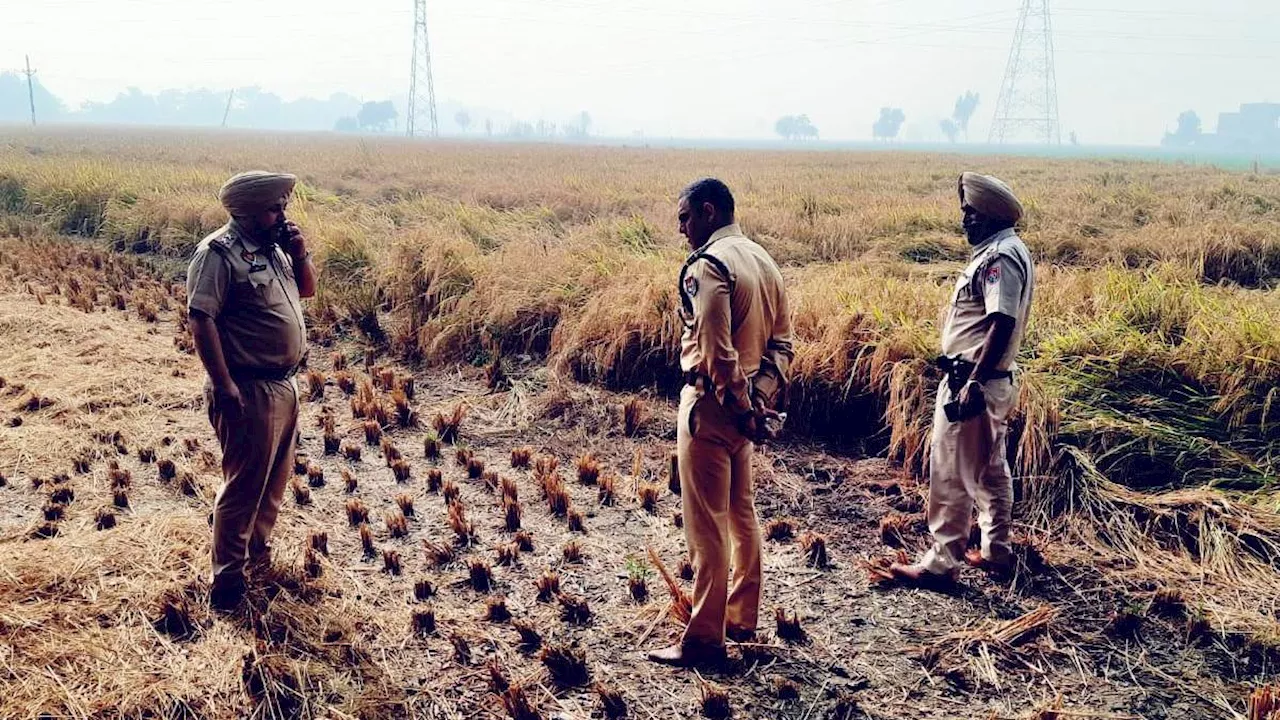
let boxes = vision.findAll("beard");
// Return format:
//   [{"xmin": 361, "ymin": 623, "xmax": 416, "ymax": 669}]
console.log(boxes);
[{"xmin": 965, "ymin": 218, "xmax": 1011, "ymax": 246}]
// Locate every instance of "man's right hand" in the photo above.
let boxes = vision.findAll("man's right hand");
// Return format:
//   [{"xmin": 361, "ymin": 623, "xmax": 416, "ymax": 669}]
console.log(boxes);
[{"xmin": 211, "ymin": 382, "xmax": 245, "ymax": 418}]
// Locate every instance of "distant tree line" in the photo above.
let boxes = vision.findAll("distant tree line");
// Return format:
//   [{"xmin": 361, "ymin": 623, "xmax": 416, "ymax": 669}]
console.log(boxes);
[
  {"xmin": 1162, "ymin": 110, "xmax": 1202, "ymax": 147},
  {"xmin": 0, "ymin": 74, "xmax": 599, "ymax": 141},
  {"xmin": 873, "ymin": 107, "xmax": 906, "ymax": 141},
  {"xmin": 0, "ymin": 73, "xmax": 374, "ymax": 131},
  {"xmin": 775, "ymin": 114, "xmax": 818, "ymax": 140},
  {"xmin": 334, "ymin": 101, "xmax": 397, "ymax": 133},
  {"xmin": 939, "ymin": 91, "xmax": 979, "ymax": 143},
  {"xmin": 770, "ymin": 90, "xmax": 982, "ymax": 144}
]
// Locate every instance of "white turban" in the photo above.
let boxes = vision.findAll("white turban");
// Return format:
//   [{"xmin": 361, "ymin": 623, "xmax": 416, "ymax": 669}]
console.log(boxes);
[
  {"xmin": 219, "ymin": 171, "xmax": 297, "ymax": 217},
  {"xmin": 958, "ymin": 172, "xmax": 1022, "ymax": 223}
]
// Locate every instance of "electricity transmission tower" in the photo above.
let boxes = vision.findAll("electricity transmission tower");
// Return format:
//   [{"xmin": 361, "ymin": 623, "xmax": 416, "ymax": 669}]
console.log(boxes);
[
  {"xmin": 406, "ymin": 0, "xmax": 438, "ymax": 138},
  {"xmin": 989, "ymin": 0, "xmax": 1060, "ymax": 145}
]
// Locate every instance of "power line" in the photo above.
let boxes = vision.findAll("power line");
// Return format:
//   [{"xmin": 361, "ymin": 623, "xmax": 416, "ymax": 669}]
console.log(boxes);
[
  {"xmin": 413, "ymin": 7, "xmax": 1016, "ymax": 86},
  {"xmin": 407, "ymin": 0, "xmax": 438, "ymax": 138},
  {"xmin": 1055, "ymin": 6, "xmax": 1266, "ymax": 21}
]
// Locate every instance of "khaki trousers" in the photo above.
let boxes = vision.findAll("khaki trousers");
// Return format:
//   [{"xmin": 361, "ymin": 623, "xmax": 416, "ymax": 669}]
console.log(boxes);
[
  {"xmin": 676, "ymin": 385, "xmax": 762, "ymax": 647},
  {"xmin": 207, "ymin": 377, "xmax": 299, "ymax": 587},
  {"xmin": 921, "ymin": 378, "xmax": 1016, "ymax": 577}
]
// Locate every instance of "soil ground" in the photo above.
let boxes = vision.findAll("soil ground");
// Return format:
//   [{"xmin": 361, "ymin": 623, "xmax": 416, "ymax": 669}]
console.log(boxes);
[{"xmin": 0, "ymin": 276, "xmax": 1265, "ymax": 719}]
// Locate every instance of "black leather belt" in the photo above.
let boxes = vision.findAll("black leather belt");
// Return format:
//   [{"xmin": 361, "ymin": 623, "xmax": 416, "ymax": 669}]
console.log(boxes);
[
  {"xmin": 936, "ymin": 356, "xmax": 1012, "ymax": 380},
  {"xmin": 229, "ymin": 365, "xmax": 299, "ymax": 382},
  {"xmin": 683, "ymin": 370, "xmax": 708, "ymax": 387},
  {"xmin": 936, "ymin": 356, "xmax": 1011, "ymax": 392}
]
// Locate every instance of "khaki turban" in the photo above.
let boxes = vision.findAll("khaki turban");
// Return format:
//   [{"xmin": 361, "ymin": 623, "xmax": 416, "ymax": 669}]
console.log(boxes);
[
  {"xmin": 958, "ymin": 172, "xmax": 1023, "ymax": 223},
  {"xmin": 218, "ymin": 171, "xmax": 297, "ymax": 217}
]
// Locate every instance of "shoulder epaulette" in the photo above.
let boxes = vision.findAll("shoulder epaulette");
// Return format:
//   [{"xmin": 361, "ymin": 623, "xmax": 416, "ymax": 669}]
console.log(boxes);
[
  {"xmin": 207, "ymin": 232, "xmax": 237, "ymax": 256},
  {"xmin": 194, "ymin": 222, "xmax": 240, "ymax": 257},
  {"xmin": 692, "ymin": 250, "xmax": 733, "ymax": 286},
  {"xmin": 678, "ymin": 243, "xmax": 736, "ymax": 324}
]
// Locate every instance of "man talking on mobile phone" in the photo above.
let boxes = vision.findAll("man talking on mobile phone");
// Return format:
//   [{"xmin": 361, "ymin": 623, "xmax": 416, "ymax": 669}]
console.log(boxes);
[
  {"xmin": 186, "ymin": 171, "xmax": 317, "ymax": 611},
  {"xmin": 890, "ymin": 172, "xmax": 1034, "ymax": 588}
]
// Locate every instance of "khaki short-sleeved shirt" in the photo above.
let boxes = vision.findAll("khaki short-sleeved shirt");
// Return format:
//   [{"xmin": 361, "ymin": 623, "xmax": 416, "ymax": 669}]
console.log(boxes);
[
  {"xmin": 940, "ymin": 228, "xmax": 1034, "ymax": 372},
  {"xmin": 186, "ymin": 221, "xmax": 307, "ymax": 371},
  {"xmin": 679, "ymin": 224, "xmax": 795, "ymax": 415}
]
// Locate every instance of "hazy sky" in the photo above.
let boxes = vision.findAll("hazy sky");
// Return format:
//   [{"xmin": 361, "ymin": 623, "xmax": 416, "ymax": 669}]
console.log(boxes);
[{"xmin": 3, "ymin": 0, "xmax": 1277, "ymax": 144}]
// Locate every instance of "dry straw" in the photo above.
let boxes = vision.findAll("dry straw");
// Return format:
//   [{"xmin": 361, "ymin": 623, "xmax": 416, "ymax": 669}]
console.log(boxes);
[{"xmin": 5, "ymin": 133, "xmax": 1280, "ymax": 718}]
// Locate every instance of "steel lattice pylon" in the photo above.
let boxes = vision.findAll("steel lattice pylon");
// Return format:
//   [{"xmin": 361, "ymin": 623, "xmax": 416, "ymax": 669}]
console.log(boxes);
[
  {"xmin": 989, "ymin": 0, "xmax": 1060, "ymax": 145},
  {"xmin": 407, "ymin": 0, "xmax": 438, "ymax": 138}
]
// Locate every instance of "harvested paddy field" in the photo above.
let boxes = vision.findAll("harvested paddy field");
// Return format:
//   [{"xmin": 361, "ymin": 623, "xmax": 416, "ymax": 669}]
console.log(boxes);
[{"xmin": 1, "ymin": 128, "xmax": 1278, "ymax": 719}]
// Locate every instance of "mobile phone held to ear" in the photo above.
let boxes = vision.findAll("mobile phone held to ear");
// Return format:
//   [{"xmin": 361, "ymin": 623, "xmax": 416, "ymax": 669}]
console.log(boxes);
[{"xmin": 274, "ymin": 213, "xmax": 291, "ymax": 246}]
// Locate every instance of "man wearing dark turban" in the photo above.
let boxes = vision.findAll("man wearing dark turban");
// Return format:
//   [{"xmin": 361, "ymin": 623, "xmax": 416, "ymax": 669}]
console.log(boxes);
[
  {"xmin": 891, "ymin": 172, "xmax": 1034, "ymax": 587},
  {"xmin": 186, "ymin": 171, "xmax": 317, "ymax": 610}
]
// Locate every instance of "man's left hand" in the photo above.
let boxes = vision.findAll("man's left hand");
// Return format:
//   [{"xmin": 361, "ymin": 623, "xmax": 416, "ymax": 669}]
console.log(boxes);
[
  {"xmin": 957, "ymin": 380, "xmax": 986, "ymax": 418},
  {"xmin": 737, "ymin": 406, "xmax": 784, "ymax": 443}
]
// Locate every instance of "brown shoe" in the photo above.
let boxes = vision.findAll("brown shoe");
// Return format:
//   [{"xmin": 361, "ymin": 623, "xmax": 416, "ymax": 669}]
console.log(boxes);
[
  {"xmin": 726, "ymin": 626, "xmax": 756, "ymax": 643},
  {"xmin": 887, "ymin": 562, "xmax": 955, "ymax": 590},
  {"xmin": 965, "ymin": 550, "xmax": 1012, "ymax": 578},
  {"xmin": 647, "ymin": 641, "xmax": 727, "ymax": 668}
]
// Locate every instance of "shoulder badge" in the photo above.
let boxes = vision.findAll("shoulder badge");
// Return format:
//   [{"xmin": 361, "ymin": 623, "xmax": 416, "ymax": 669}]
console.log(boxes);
[
  {"xmin": 683, "ymin": 275, "xmax": 699, "ymax": 298},
  {"xmin": 208, "ymin": 232, "xmax": 237, "ymax": 256},
  {"xmin": 985, "ymin": 264, "xmax": 1001, "ymax": 285}
]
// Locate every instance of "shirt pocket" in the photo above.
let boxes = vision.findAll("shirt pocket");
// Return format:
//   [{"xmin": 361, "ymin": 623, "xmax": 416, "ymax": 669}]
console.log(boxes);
[
  {"xmin": 228, "ymin": 279, "xmax": 261, "ymax": 307},
  {"xmin": 263, "ymin": 274, "xmax": 292, "ymax": 309},
  {"xmin": 228, "ymin": 272, "xmax": 283, "ymax": 310}
]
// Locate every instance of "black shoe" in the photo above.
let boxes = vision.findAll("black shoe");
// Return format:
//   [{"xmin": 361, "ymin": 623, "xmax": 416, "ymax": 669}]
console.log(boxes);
[
  {"xmin": 247, "ymin": 552, "xmax": 274, "ymax": 577},
  {"xmin": 209, "ymin": 578, "xmax": 246, "ymax": 613},
  {"xmin": 726, "ymin": 626, "xmax": 756, "ymax": 643}
]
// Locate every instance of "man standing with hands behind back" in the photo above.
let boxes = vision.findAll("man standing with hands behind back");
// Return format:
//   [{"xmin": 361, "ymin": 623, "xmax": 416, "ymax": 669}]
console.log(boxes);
[
  {"xmin": 649, "ymin": 178, "xmax": 794, "ymax": 667},
  {"xmin": 186, "ymin": 171, "xmax": 316, "ymax": 611},
  {"xmin": 891, "ymin": 172, "xmax": 1034, "ymax": 587}
]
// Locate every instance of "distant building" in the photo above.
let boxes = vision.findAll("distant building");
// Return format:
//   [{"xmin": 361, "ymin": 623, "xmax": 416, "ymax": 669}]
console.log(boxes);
[{"xmin": 1209, "ymin": 103, "xmax": 1280, "ymax": 153}]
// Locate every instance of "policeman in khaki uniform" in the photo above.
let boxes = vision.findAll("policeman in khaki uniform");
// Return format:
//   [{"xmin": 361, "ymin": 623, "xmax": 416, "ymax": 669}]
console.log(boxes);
[
  {"xmin": 186, "ymin": 171, "xmax": 316, "ymax": 610},
  {"xmin": 892, "ymin": 172, "xmax": 1034, "ymax": 586},
  {"xmin": 649, "ymin": 178, "xmax": 794, "ymax": 667}
]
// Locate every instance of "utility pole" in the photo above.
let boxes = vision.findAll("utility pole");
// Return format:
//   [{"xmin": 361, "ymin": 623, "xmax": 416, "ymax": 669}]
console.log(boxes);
[
  {"xmin": 23, "ymin": 55, "xmax": 37, "ymax": 126},
  {"xmin": 406, "ymin": 0, "xmax": 439, "ymax": 138},
  {"xmin": 989, "ymin": 0, "xmax": 1061, "ymax": 145},
  {"xmin": 221, "ymin": 89, "xmax": 235, "ymax": 128}
]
